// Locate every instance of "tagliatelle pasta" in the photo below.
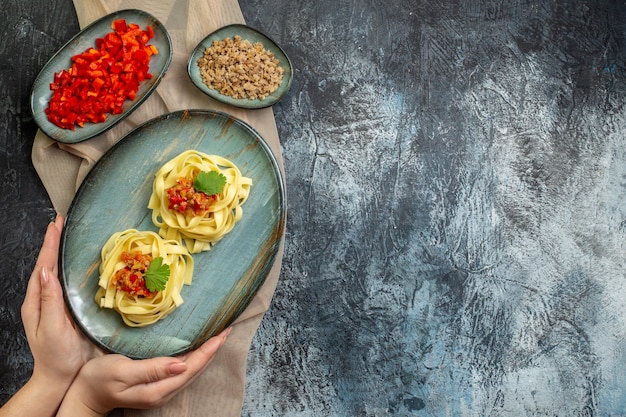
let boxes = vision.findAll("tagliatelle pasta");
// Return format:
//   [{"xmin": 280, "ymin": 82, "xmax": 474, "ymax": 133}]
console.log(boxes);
[
  {"xmin": 95, "ymin": 229, "xmax": 193, "ymax": 327},
  {"xmin": 148, "ymin": 150, "xmax": 252, "ymax": 253}
]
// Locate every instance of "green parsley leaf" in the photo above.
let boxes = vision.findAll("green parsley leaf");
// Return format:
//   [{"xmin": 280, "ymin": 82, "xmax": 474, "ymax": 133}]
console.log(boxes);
[
  {"xmin": 144, "ymin": 257, "xmax": 170, "ymax": 292},
  {"xmin": 194, "ymin": 170, "xmax": 227, "ymax": 196}
]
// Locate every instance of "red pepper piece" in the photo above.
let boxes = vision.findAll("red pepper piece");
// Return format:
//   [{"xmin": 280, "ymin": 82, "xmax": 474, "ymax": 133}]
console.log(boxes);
[
  {"xmin": 45, "ymin": 19, "xmax": 158, "ymax": 130},
  {"xmin": 112, "ymin": 19, "xmax": 127, "ymax": 33}
]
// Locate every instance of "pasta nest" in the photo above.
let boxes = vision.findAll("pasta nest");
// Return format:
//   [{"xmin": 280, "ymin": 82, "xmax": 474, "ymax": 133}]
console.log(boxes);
[
  {"xmin": 95, "ymin": 229, "xmax": 193, "ymax": 327},
  {"xmin": 148, "ymin": 150, "xmax": 252, "ymax": 253}
]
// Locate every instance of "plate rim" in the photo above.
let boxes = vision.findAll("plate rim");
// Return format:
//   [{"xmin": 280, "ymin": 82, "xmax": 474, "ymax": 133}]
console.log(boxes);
[
  {"xmin": 59, "ymin": 109, "xmax": 287, "ymax": 358},
  {"xmin": 30, "ymin": 8, "xmax": 173, "ymax": 144},
  {"xmin": 187, "ymin": 23, "xmax": 293, "ymax": 109}
]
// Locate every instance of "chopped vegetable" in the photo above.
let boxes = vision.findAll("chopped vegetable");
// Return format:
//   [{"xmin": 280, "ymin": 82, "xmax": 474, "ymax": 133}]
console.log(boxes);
[
  {"xmin": 45, "ymin": 19, "xmax": 158, "ymax": 130},
  {"xmin": 112, "ymin": 251, "xmax": 158, "ymax": 297},
  {"xmin": 144, "ymin": 257, "xmax": 170, "ymax": 292},
  {"xmin": 166, "ymin": 171, "xmax": 225, "ymax": 216}
]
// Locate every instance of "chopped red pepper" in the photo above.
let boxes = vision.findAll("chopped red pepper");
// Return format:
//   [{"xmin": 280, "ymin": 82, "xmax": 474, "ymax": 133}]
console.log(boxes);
[
  {"xmin": 113, "ymin": 19, "xmax": 127, "ymax": 33},
  {"xmin": 111, "ymin": 251, "xmax": 157, "ymax": 297},
  {"xmin": 166, "ymin": 176, "xmax": 217, "ymax": 216},
  {"xmin": 45, "ymin": 19, "xmax": 158, "ymax": 130}
]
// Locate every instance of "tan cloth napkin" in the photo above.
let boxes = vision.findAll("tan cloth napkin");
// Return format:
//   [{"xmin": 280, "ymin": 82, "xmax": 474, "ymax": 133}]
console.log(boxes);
[{"xmin": 31, "ymin": 1, "xmax": 285, "ymax": 415}]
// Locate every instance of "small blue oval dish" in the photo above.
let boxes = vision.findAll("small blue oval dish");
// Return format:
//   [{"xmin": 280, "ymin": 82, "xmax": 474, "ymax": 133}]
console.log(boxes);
[
  {"xmin": 60, "ymin": 109, "xmax": 286, "ymax": 359},
  {"xmin": 187, "ymin": 24, "xmax": 293, "ymax": 109},
  {"xmin": 30, "ymin": 9, "xmax": 172, "ymax": 144}
]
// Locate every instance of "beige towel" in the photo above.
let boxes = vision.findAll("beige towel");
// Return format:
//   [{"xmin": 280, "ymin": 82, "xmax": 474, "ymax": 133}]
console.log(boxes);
[{"xmin": 31, "ymin": 1, "xmax": 284, "ymax": 415}]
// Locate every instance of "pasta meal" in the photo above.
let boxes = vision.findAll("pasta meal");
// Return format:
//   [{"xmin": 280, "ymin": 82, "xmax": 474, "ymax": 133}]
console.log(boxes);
[
  {"xmin": 148, "ymin": 150, "xmax": 252, "ymax": 253},
  {"xmin": 95, "ymin": 229, "xmax": 193, "ymax": 327}
]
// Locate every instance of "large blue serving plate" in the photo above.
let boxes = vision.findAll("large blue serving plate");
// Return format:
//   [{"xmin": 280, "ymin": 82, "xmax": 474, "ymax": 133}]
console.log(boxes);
[
  {"xmin": 60, "ymin": 110, "xmax": 285, "ymax": 359},
  {"xmin": 30, "ymin": 9, "xmax": 172, "ymax": 144}
]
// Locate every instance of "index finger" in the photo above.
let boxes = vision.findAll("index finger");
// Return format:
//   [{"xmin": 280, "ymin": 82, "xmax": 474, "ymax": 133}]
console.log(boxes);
[
  {"xmin": 34, "ymin": 215, "xmax": 64, "ymax": 276},
  {"xmin": 22, "ymin": 216, "xmax": 65, "ymax": 330}
]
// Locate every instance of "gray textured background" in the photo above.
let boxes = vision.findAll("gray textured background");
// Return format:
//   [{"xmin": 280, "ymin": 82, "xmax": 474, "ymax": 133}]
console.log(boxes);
[
  {"xmin": 3, "ymin": 0, "xmax": 626, "ymax": 416},
  {"xmin": 240, "ymin": 1, "xmax": 626, "ymax": 415}
]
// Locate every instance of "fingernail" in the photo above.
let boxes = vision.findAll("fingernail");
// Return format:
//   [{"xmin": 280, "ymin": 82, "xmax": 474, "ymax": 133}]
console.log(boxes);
[
  {"xmin": 41, "ymin": 267, "xmax": 49, "ymax": 285},
  {"xmin": 53, "ymin": 215, "xmax": 65, "ymax": 231},
  {"xmin": 168, "ymin": 361, "xmax": 187, "ymax": 375},
  {"xmin": 220, "ymin": 327, "xmax": 232, "ymax": 339}
]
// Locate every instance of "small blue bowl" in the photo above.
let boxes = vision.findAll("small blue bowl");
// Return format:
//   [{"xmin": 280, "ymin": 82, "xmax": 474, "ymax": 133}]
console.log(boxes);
[{"xmin": 187, "ymin": 24, "xmax": 293, "ymax": 109}]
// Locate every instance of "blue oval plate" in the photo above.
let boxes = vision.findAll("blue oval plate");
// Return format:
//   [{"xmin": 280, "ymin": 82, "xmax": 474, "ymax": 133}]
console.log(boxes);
[
  {"xmin": 187, "ymin": 24, "xmax": 293, "ymax": 109},
  {"xmin": 30, "ymin": 9, "xmax": 172, "ymax": 144},
  {"xmin": 60, "ymin": 110, "xmax": 285, "ymax": 359}
]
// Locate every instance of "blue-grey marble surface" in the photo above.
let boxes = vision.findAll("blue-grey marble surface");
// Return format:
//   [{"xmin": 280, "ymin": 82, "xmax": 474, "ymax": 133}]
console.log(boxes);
[
  {"xmin": 240, "ymin": 1, "xmax": 626, "ymax": 415},
  {"xmin": 3, "ymin": 1, "xmax": 626, "ymax": 416}
]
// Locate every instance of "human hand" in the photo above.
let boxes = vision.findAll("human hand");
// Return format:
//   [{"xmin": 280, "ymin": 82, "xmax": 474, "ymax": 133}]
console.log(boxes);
[
  {"xmin": 0, "ymin": 215, "xmax": 99, "ymax": 417},
  {"xmin": 56, "ymin": 327, "xmax": 231, "ymax": 417},
  {"xmin": 21, "ymin": 215, "xmax": 96, "ymax": 383}
]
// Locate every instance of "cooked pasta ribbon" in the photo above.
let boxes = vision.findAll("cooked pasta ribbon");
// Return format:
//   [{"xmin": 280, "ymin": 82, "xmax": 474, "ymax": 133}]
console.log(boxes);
[
  {"xmin": 148, "ymin": 150, "xmax": 252, "ymax": 253},
  {"xmin": 95, "ymin": 229, "xmax": 193, "ymax": 327}
]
